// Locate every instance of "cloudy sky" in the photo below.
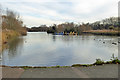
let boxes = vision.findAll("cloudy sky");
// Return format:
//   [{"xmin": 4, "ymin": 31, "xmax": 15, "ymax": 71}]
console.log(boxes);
[{"xmin": 0, "ymin": 0, "xmax": 119, "ymax": 27}]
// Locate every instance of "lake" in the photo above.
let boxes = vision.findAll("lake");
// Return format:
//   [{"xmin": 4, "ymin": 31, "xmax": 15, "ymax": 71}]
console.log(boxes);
[{"xmin": 0, "ymin": 32, "xmax": 118, "ymax": 66}]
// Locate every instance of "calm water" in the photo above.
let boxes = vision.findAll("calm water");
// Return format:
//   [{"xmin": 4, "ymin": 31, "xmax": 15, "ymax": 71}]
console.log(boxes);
[{"xmin": 0, "ymin": 32, "xmax": 118, "ymax": 66}]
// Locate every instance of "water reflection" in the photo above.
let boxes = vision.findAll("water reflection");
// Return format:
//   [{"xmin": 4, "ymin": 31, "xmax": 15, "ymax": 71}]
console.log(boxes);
[
  {"xmin": 52, "ymin": 35, "xmax": 56, "ymax": 42},
  {"xmin": 8, "ymin": 37, "xmax": 24, "ymax": 57},
  {"xmin": 1, "ymin": 37, "xmax": 24, "ymax": 65},
  {"xmin": 1, "ymin": 32, "xmax": 118, "ymax": 66}
]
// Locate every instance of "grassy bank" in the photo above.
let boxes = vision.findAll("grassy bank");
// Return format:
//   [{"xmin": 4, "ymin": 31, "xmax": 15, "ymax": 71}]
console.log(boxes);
[
  {"xmin": 1, "ymin": 29, "xmax": 27, "ymax": 52},
  {"xmin": 1, "ymin": 30, "xmax": 19, "ymax": 52},
  {"xmin": 2, "ymin": 30, "xmax": 20, "ymax": 44},
  {"xmin": 1, "ymin": 8, "xmax": 27, "ymax": 52},
  {"xmin": 83, "ymin": 30, "xmax": 119, "ymax": 36}
]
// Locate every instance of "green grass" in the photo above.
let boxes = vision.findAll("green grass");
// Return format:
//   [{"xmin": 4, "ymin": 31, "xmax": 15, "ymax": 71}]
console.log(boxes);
[
  {"xmin": 71, "ymin": 64, "xmax": 93, "ymax": 67},
  {"xmin": 93, "ymin": 59, "xmax": 104, "ymax": 65},
  {"xmin": 93, "ymin": 54, "xmax": 120, "ymax": 65},
  {"xmin": 109, "ymin": 54, "xmax": 120, "ymax": 64}
]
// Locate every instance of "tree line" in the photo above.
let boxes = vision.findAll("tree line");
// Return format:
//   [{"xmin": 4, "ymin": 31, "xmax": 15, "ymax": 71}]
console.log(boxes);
[
  {"xmin": 27, "ymin": 25, "xmax": 48, "ymax": 32},
  {"xmin": 28, "ymin": 17, "xmax": 119, "ymax": 35},
  {"xmin": 1, "ymin": 7, "xmax": 27, "ymax": 35},
  {"xmin": 47, "ymin": 17, "xmax": 119, "ymax": 34},
  {"xmin": 27, "ymin": 17, "xmax": 119, "ymax": 35}
]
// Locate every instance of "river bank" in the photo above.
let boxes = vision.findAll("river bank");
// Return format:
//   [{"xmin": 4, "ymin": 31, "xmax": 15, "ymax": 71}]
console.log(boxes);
[
  {"xmin": 1, "ymin": 7, "xmax": 27, "ymax": 53},
  {"xmin": 83, "ymin": 30, "xmax": 120, "ymax": 36},
  {"xmin": 47, "ymin": 30, "xmax": 120, "ymax": 36},
  {"xmin": 1, "ymin": 29, "xmax": 27, "ymax": 53},
  {"xmin": 2, "ymin": 30, "xmax": 20, "ymax": 44},
  {"xmin": 1, "ymin": 30, "xmax": 18, "ymax": 53}
]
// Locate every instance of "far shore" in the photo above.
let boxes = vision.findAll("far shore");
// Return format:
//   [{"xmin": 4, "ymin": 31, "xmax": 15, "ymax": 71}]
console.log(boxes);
[
  {"xmin": 83, "ymin": 30, "xmax": 120, "ymax": 36},
  {"xmin": 27, "ymin": 30, "xmax": 120, "ymax": 36}
]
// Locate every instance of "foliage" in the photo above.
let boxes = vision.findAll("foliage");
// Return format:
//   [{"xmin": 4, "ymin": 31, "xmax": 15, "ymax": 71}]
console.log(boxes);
[
  {"xmin": 71, "ymin": 64, "xmax": 82, "ymax": 67},
  {"xmin": 110, "ymin": 54, "xmax": 120, "ymax": 64},
  {"xmin": 94, "ymin": 54, "xmax": 120, "ymax": 65},
  {"xmin": 109, "ymin": 26, "xmax": 114, "ymax": 30},
  {"xmin": 93, "ymin": 59, "xmax": 104, "ymax": 65},
  {"xmin": 84, "ymin": 30, "xmax": 119, "ymax": 36},
  {"xmin": 46, "ymin": 17, "xmax": 119, "ymax": 35},
  {"xmin": 2, "ymin": 8, "xmax": 27, "ymax": 35},
  {"xmin": 71, "ymin": 64, "xmax": 93, "ymax": 67},
  {"xmin": 1, "ymin": 6, "xmax": 27, "ymax": 46}
]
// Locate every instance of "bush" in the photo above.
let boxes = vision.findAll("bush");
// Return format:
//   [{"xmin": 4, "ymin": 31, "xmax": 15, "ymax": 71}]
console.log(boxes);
[
  {"xmin": 93, "ymin": 59, "xmax": 104, "ymax": 65},
  {"xmin": 109, "ymin": 26, "xmax": 114, "ymax": 30},
  {"xmin": 110, "ymin": 54, "xmax": 120, "ymax": 64}
]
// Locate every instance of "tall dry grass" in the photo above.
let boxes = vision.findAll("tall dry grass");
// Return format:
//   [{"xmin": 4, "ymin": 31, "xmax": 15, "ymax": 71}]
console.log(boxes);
[
  {"xmin": 2, "ymin": 30, "xmax": 20, "ymax": 43},
  {"xmin": 83, "ymin": 30, "xmax": 119, "ymax": 36}
]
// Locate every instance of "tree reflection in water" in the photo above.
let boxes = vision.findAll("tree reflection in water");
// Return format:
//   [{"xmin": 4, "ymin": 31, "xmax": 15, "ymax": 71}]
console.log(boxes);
[{"xmin": 7, "ymin": 37, "xmax": 24, "ymax": 59}]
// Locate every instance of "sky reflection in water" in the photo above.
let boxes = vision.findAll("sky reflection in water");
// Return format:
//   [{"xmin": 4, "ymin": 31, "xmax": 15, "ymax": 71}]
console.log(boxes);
[{"xmin": 1, "ymin": 32, "xmax": 118, "ymax": 66}]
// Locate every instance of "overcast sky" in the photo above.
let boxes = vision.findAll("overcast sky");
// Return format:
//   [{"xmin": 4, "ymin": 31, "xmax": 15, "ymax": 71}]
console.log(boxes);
[{"xmin": 0, "ymin": 0, "xmax": 119, "ymax": 27}]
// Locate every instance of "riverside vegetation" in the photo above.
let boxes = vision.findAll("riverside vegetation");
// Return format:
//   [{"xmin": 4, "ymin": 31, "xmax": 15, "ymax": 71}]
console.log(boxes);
[
  {"xmin": 46, "ymin": 17, "xmax": 120, "ymax": 35},
  {"xmin": 1, "ymin": 8, "xmax": 27, "ymax": 52},
  {"xmin": 28, "ymin": 17, "xmax": 120, "ymax": 36}
]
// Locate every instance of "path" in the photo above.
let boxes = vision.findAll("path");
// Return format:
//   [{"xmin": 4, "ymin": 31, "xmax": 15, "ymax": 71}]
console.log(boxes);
[{"xmin": 1, "ymin": 64, "xmax": 118, "ymax": 78}]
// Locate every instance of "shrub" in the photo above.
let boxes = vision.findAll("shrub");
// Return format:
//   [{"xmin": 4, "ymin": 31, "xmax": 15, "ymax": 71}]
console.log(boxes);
[
  {"xmin": 93, "ymin": 59, "xmax": 104, "ymax": 65},
  {"xmin": 110, "ymin": 54, "xmax": 120, "ymax": 64}
]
